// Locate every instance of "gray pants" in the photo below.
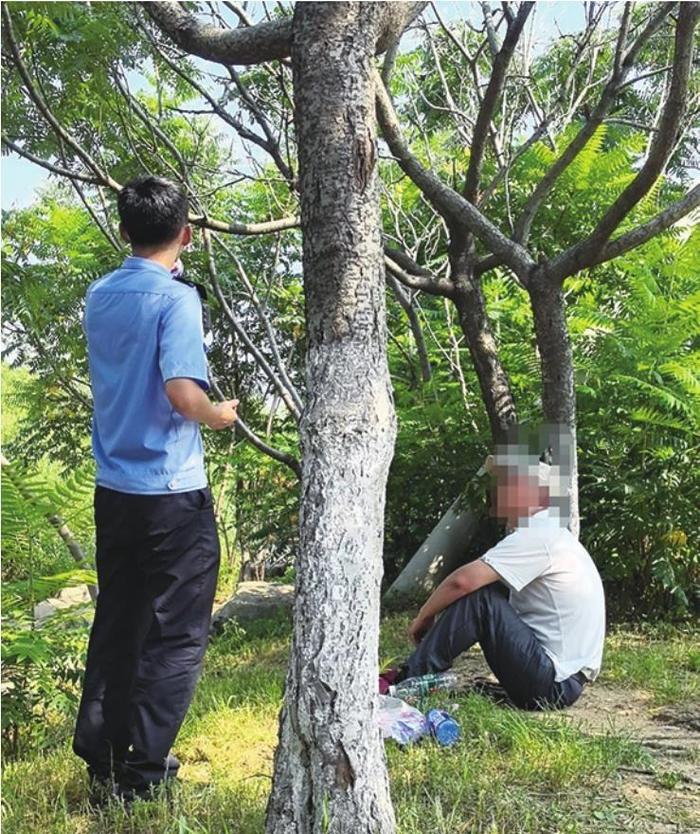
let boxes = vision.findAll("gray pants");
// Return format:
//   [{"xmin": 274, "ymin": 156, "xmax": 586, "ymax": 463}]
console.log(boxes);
[{"xmin": 405, "ymin": 583, "xmax": 585, "ymax": 709}]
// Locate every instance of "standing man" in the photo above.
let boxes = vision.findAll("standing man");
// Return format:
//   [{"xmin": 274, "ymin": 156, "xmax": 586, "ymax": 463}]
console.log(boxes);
[{"xmin": 73, "ymin": 175, "xmax": 238, "ymax": 802}]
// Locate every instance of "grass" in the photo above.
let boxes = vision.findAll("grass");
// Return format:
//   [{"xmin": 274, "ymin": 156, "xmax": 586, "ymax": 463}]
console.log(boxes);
[
  {"xmin": 601, "ymin": 622, "xmax": 700, "ymax": 705},
  {"xmin": 2, "ymin": 612, "xmax": 697, "ymax": 834}
]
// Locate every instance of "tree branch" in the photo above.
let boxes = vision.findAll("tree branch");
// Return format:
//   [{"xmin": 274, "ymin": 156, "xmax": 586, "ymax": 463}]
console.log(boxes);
[
  {"xmin": 143, "ymin": 1, "xmax": 427, "ymax": 66},
  {"xmin": 208, "ymin": 379, "xmax": 301, "ymax": 478},
  {"xmin": 202, "ymin": 229, "xmax": 302, "ymax": 422},
  {"xmin": 462, "ymin": 2, "xmax": 533, "ymax": 205},
  {"xmin": 548, "ymin": 2, "xmax": 700, "ymax": 282},
  {"xmin": 375, "ymin": 68, "xmax": 535, "ymax": 281},
  {"xmin": 142, "ymin": 1, "xmax": 293, "ymax": 65},
  {"xmin": 212, "ymin": 233, "xmax": 304, "ymax": 414},
  {"xmin": 2, "ymin": 4, "xmax": 120, "ymax": 189},
  {"xmin": 384, "ymin": 247, "xmax": 455, "ymax": 297},
  {"xmin": 0, "ymin": 135, "xmax": 101, "ymax": 184},
  {"xmin": 2, "ymin": 7, "xmax": 300, "ymax": 239},
  {"xmin": 385, "ymin": 273, "xmax": 432, "ymax": 382},
  {"xmin": 587, "ymin": 183, "xmax": 700, "ymax": 269},
  {"xmin": 512, "ymin": 2, "xmax": 673, "ymax": 247}
]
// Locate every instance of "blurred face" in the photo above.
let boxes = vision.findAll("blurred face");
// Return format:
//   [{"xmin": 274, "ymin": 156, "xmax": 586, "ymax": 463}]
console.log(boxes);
[{"xmin": 490, "ymin": 468, "xmax": 547, "ymax": 526}]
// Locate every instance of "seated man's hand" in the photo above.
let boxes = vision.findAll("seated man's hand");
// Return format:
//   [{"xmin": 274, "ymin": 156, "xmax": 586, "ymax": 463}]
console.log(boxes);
[{"xmin": 408, "ymin": 614, "xmax": 434, "ymax": 646}]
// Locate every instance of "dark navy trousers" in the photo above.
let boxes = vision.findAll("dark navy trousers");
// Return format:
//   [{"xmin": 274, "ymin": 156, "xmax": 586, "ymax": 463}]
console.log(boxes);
[
  {"xmin": 73, "ymin": 485, "xmax": 220, "ymax": 790},
  {"xmin": 405, "ymin": 583, "xmax": 585, "ymax": 709}
]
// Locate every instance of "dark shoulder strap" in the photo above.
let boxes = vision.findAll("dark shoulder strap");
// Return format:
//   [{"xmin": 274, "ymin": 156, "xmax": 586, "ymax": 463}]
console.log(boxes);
[{"xmin": 171, "ymin": 274, "xmax": 213, "ymax": 347}]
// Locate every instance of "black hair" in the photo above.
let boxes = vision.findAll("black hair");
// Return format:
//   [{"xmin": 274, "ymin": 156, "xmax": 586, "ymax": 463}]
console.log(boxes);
[
  {"xmin": 117, "ymin": 175, "xmax": 189, "ymax": 247},
  {"xmin": 501, "ymin": 422, "xmax": 554, "ymax": 466}
]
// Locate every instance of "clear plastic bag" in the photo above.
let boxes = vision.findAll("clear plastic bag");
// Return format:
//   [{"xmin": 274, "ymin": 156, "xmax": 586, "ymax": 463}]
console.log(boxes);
[{"xmin": 377, "ymin": 694, "xmax": 429, "ymax": 746}]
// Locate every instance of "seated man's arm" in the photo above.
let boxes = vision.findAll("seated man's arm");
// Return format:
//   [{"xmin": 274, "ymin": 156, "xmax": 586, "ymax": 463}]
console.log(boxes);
[
  {"xmin": 409, "ymin": 560, "xmax": 500, "ymax": 645},
  {"xmin": 165, "ymin": 379, "xmax": 238, "ymax": 430}
]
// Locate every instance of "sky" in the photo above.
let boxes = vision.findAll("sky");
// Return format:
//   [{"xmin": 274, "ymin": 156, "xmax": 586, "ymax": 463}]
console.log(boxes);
[{"xmin": 1, "ymin": 2, "xmax": 588, "ymax": 211}]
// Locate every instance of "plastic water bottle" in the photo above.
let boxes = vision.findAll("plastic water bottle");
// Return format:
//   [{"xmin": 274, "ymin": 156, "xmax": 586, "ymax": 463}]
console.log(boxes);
[
  {"xmin": 388, "ymin": 670, "xmax": 459, "ymax": 699},
  {"xmin": 426, "ymin": 708, "xmax": 461, "ymax": 747}
]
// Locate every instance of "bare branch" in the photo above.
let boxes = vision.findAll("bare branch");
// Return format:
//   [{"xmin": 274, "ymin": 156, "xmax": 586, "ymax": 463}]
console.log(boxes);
[
  {"xmin": 211, "ymin": 233, "xmax": 304, "ymax": 414},
  {"xmin": 375, "ymin": 68, "xmax": 536, "ymax": 281},
  {"xmin": 548, "ymin": 3, "xmax": 700, "ymax": 282},
  {"xmin": 384, "ymin": 246, "xmax": 455, "ymax": 297},
  {"xmin": 208, "ymin": 379, "xmax": 301, "ymax": 478},
  {"xmin": 513, "ymin": 3, "xmax": 673, "ymax": 247},
  {"xmin": 587, "ymin": 183, "xmax": 700, "ymax": 269},
  {"xmin": 202, "ymin": 228, "xmax": 302, "ymax": 421},
  {"xmin": 142, "ymin": 1, "xmax": 292, "ymax": 65},
  {"xmin": 64, "ymin": 171, "xmax": 122, "ymax": 252},
  {"xmin": 112, "ymin": 68, "xmax": 193, "ymax": 188},
  {"xmin": 1, "ymin": 135, "xmax": 101, "ymax": 184},
  {"xmin": 385, "ymin": 273, "xmax": 432, "ymax": 382},
  {"xmin": 462, "ymin": 2, "xmax": 533, "ymax": 205},
  {"xmin": 192, "ymin": 213, "xmax": 299, "ymax": 235},
  {"xmin": 141, "ymin": 21, "xmax": 294, "ymax": 183},
  {"xmin": 223, "ymin": 2, "xmax": 254, "ymax": 28}
]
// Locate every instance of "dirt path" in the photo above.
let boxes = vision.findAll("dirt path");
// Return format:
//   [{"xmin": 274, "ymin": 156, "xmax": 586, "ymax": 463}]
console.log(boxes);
[{"xmin": 451, "ymin": 651, "xmax": 700, "ymax": 833}]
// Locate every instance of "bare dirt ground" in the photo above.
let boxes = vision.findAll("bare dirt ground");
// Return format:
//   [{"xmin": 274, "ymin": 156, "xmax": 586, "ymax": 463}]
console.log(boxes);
[{"xmin": 452, "ymin": 651, "xmax": 700, "ymax": 833}]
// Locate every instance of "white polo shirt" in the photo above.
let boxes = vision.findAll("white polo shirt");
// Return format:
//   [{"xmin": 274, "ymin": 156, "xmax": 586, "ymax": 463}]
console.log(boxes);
[{"xmin": 480, "ymin": 507, "xmax": 606, "ymax": 682}]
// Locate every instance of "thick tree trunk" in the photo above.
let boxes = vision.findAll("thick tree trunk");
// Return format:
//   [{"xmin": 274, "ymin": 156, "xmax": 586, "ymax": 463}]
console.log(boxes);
[
  {"xmin": 265, "ymin": 5, "xmax": 398, "ymax": 833},
  {"xmin": 528, "ymin": 276, "xmax": 580, "ymax": 538}
]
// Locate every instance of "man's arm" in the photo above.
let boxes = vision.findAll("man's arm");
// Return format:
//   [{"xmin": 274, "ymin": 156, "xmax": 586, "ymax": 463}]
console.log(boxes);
[
  {"xmin": 408, "ymin": 560, "xmax": 500, "ymax": 645},
  {"xmin": 165, "ymin": 378, "xmax": 238, "ymax": 430}
]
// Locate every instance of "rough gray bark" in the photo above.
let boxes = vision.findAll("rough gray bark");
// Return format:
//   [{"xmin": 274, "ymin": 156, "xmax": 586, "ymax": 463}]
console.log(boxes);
[
  {"xmin": 264, "ymin": 4, "xmax": 413, "ymax": 833},
  {"xmin": 144, "ymin": 1, "xmax": 426, "ymax": 65}
]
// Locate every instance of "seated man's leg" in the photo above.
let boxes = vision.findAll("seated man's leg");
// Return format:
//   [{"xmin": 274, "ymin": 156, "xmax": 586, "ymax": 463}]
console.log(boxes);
[{"xmin": 404, "ymin": 584, "xmax": 578, "ymax": 709}]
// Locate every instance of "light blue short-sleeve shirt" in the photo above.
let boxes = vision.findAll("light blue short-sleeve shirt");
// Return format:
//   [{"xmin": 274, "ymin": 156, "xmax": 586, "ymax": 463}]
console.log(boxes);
[{"xmin": 84, "ymin": 255, "xmax": 210, "ymax": 494}]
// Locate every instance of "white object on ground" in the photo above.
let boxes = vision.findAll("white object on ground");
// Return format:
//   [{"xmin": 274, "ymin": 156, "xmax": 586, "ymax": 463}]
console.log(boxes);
[{"xmin": 377, "ymin": 694, "xmax": 429, "ymax": 746}]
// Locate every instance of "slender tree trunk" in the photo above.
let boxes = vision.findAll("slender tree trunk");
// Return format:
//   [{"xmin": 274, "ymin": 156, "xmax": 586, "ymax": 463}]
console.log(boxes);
[
  {"xmin": 385, "ymin": 265, "xmax": 517, "ymax": 601},
  {"xmin": 0, "ymin": 456, "xmax": 98, "ymax": 603},
  {"xmin": 453, "ymin": 273, "xmax": 518, "ymax": 440},
  {"xmin": 265, "ymin": 5, "xmax": 397, "ymax": 833},
  {"xmin": 528, "ymin": 275, "xmax": 580, "ymax": 538},
  {"xmin": 386, "ymin": 274, "xmax": 432, "ymax": 383}
]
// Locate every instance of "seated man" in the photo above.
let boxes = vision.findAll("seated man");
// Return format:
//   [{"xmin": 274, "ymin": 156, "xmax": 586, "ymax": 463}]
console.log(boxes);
[{"xmin": 385, "ymin": 452, "xmax": 606, "ymax": 710}]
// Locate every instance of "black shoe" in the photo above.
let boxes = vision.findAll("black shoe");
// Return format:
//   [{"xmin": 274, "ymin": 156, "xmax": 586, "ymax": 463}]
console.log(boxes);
[
  {"xmin": 87, "ymin": 772, "xmax": 120, "ymax": 809},
  {"xmin": 116, "ymin": 777, "xmax": 180, "ymax": 809}
]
